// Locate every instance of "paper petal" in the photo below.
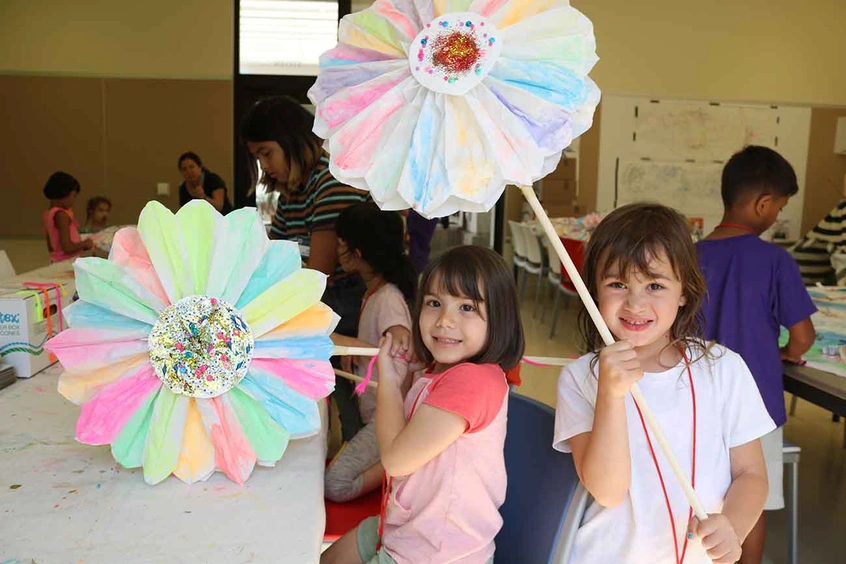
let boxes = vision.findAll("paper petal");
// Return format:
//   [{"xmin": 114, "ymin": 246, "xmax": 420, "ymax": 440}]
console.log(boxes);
[
  {"xmin": 250, "ymin": 358, "xmax": 335, "ymax": 401},
  {"xmin": 74, "ymin": 257, "xmax": 166, "ymax": 325},
  {"xmin": 137, "ymin": 200, "xmax": 191, "ymax": 303},
  {"xmin": 242, "ymin": 269, "xmax": 327, "ymax": 338},
  {"xmin": 109, "ymin": 227, "xmax": 171, "ymax": 306},
  {"xmin": 111, "ymin": 387, "xmax": 160, "ymax": 469},
  {"xmin": 239, "ymin": 369, "xmax": 322, "ymax": 438},
  {"xmin": 58, "ymin": 353, "xmax": 149, "ymax": 404},
  {"xmin": 75, "ymin": 366, "xmax": 161, "ymax": 445},
  {"xmin": 143, "ymin": 389, "xmax": 189, "ymax": 485},
  {"xmin": 235, "ymin": 240, "xmax": 302, "ymax": 310},
  {"xmin": 196, "ymin": 396, "xmax": 257, "ymax": 485},
  {"xmin": 256, "ymin": 303, "xmax": 340, "ymax": 341},
  {"xmin": 46, "ymin": 328, "xmax": 148, "ymax": 372},
  {"xmin": 63, "ymin": 301, "xmax": 152, "ymax": 334},
  {"xmin": 175, "ymin": 199, "xmax": 222, "ymax": 296},
  {"xmin": 173, "ymin": 398, "xmax": 216, "ymax": 484},
  {"xmin": 205, "ymin": 207, "xmax": 268, "ymax": 304},
  {"xmin": 340, "ymin": 8, "xmax": 410, "ymax": 58},
  {"xmin": 230, "ymin": 387, "xmax": 290, "ymax": 465}
]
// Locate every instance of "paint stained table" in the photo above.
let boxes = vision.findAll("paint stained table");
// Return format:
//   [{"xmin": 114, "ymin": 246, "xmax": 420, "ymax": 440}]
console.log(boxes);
[{"xmin": 0, "ymin": 365, "xmax": 329, "ymax": 564}]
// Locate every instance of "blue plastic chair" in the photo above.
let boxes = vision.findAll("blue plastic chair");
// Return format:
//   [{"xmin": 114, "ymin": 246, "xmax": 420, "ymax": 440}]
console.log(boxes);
[{"xmin": 494, "ymin": 392, "xmax": 590, "ymax": 564}]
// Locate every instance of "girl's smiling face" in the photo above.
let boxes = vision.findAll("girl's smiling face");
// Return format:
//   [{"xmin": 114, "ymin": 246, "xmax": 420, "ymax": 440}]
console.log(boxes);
[{"xmin": 596, "ymin": 249, "xmax": 687, "ymax": 359}]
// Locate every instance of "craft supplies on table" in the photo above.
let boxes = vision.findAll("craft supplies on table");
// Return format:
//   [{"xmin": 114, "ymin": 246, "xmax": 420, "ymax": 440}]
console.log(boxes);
[{"xmin": 780, "ymin": 286, "xmax": 846, "ymax": 377}]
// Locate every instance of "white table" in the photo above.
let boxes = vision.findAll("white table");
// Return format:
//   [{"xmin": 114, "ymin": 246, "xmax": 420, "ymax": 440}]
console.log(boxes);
[{"xmin": 0, "ymin": 365, "xmax": 328, "ymax": 563}]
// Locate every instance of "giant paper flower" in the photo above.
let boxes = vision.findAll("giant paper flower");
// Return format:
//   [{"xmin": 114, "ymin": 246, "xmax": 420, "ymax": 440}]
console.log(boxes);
[
  {"xmin": 45, "ymin": 201, "xmax": 338, "ymax": 485},
  {"xmin": 308, "ymin": 0, "xmax": 600, "ymax": 218}
]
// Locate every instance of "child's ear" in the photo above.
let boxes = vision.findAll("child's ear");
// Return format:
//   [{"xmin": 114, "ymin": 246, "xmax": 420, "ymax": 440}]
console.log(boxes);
[
  {"xmin": 679, "ymin": 294, "xmax": 687, "ymax": 308},
  {"xmin": 755, "ymin": 194, "xmax": 774, "ymax": 216}
]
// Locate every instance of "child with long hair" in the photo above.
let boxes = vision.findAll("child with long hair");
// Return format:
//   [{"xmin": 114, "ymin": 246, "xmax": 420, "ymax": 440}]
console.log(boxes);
[
  {"xmin": 554, "ymin": 203, "xmax": 774, "ymax": 564},
  {"xmin": 42, "ymin": 171, "xmax": 94, "ymax": 262},
  {"xmin": 325, "ymin": 203, "xmax": 417, "ymax": 503},
  {"xmin": 322, "ymin": 245, "xmax": 525, "ymax": 564},
  {"xmin": 80, "ymin": 196, "xmax": 112, "ymax": 234}
]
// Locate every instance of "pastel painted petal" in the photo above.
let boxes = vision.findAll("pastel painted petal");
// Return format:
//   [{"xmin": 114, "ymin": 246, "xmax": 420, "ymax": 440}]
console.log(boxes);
[
  {"xmin": 143, "ymin": 389, "xmax": 190, "ymax": 485},
  {"xmin": 498, "ymin": 6, "xmax": 598, "ymax": 74},
  {"xmin": 251, "ymin": 358, "xmax": 335, "ymax": 401},
  {"xmin": 318, "ymin": 43, "xmax": 400, "ymax": 71},
  {"xmin": 137, "ymin": 200, "xmax": 191, "ymax": 303},
  {"xmin": 58, "ymin": 353, "xmax": 149, "ymax": 404},
  {"xmin": 112, "ymin": 387, "xmax": 160, "ymax": 468},
  {"xmin": 489, "ymin": 0, "xmax": 566, "ymax": 29},
  {"xmin": 235, "ymin": 240, "xmax": 301, "ymax": 310},
  {"xmin": 340, "ymin": 8, "xmax": 409, "ymax": 58},
  {"xmin": 242, "ymin": 269, "xmax": 327, "ymax": 338},
  {"xmin": 75, "ymin": 366, "xmax": 161, "ymax": 445},
  {"xmin": 74, "ymin": 257, "xmax": 166, "ymax": 325},
  {"xmin": 489, "ymin": 58, "xmax": 593, "ymax": 111},
  {"xmin": 175, "ymin": 200, "xmax": 222, "ymax": 296},
  {"xmin": 392, "ymin": 0, "xmax": 434, "ymax": 28},
  {"xmin": 195, "ymin": 396, "xmax": 257, "ymax": 485},
  {"xmin": 239, "ymin": 369, "xmax": 322, "ymax": 438},
  {"xmin": 254, "ymin": 336, "xmax": 334, "ymax": 361},
  {"xmin": 257, "ymin": 303, "xmax": 340, "ymax": 341},
  {"xmin": 312, "ymin": 66, "xmax": 410, "ymax": 138},
  {"xmin": 469, "ymin": 0, "xmax": 510, "ymax": 17},
  {"xmin": 173, "ymin": 398, "xmax": 216, "ymax": 484},
  {"xmin": 484, "ymin": 76, "xmax": 573, "ymax": 153},
  {"xmin": 63, "ymin": 301, "xmax": 152, "ymax": 334},
  {"xmin": 109, "ymin": 227, "xmax": 170, "ymax": 305},
  {"xmin": 229, "ymin": 387, "xmax": 290, "ymax": 466},
  {"xmin": 46, "ymin": 328, "xmax": 148, "ymax": 372},
  {"xmin": 206, "ymin": 208, "xmax": 269, "ymax": 305},
  {"xmin": 432, "ymin": 0, "xmax": 474, "ymax": 17}
]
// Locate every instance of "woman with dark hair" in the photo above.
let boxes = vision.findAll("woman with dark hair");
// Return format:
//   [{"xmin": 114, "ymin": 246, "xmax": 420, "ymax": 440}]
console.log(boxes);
[
  {"xmin": 178, "ymin": 151, "xmax": 233, "ymax": 214},
  {"xmin": 241, "ymin": 96, "xmax": 370, "ymax": 439}
]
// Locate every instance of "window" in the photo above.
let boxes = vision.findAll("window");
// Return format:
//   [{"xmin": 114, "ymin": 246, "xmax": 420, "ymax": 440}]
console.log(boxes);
[{"xmin": 239, "ymin": 0, "xmax": 339, "ymax": 77}]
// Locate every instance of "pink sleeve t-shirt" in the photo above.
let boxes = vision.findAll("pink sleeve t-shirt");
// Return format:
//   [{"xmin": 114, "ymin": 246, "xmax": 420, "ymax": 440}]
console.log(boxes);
[
  {"xmin": 43, "ymin": 207, "xmax": 83, "ymax": 263},
  {"xmin": 381, "ymin": 363, "xmax": 509, "ymax": 564},
  {"xmin": 355, "ymin": 283, "xmax": 412, "ymax": 423}
]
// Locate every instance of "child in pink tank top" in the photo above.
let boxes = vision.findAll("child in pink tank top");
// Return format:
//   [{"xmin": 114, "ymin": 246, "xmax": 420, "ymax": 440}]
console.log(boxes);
[
  {"xmin": 42, "ymin": 172, "xmax": 94, "ymax": 262},
  {"xmin": 322, "ymin": 246, "xmax": 525, "ymax": 564}
]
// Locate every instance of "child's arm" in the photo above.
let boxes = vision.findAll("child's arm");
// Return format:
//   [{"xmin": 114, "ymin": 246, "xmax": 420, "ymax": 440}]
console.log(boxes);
[
  {"xmin": 54, "ymin": 211, "xmax": 93, "ymax": 254},
  {"xmin": 207, "ymin": 188, "xmax": 226, "ymax": 213},
  {"xmin": 688, "ymin": 439, "xmax": 768, "ymax": 563},
  {"xmin": 780, "ymin": 317, "xmax": 815, "ymax": 362},
  {"xmin": 375, "ymin": 333, "xmax": 464, "ymax": 477},
  {"xmin": 569, "ymin": 341, "xmax": 643, "ymax": 507}
]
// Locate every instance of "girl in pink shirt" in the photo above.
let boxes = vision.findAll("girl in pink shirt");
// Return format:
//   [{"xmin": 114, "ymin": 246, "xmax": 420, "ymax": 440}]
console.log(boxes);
[
  {"xmin": 322, "ymin": 245, "xmax": 525, "ymax": 564},
  {"xmin": 42, "ymin": 172, "xmax": 94, "ymax": 262}
]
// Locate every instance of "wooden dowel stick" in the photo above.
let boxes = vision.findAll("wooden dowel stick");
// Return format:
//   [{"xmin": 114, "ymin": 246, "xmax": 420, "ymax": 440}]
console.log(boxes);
[
  {"xmin": 519, "ymin": 184, "xmax": 707, "ymax": 520},
  {"xmin": 334, "ymin": 368, "xmax": 378, "ymax": 389}
]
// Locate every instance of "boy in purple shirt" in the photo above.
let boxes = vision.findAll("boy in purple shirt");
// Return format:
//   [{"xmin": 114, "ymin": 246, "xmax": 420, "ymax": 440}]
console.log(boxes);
[{"xmin": 697, "ymin": 145, "xmax": 816, "ymax": 564}]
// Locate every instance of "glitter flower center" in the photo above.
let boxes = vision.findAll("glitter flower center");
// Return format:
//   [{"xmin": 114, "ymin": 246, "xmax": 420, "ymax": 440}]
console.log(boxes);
[
  {"xmin": 148, "ymin": 295, "xmax": 254, "ymax": 399},
  {"xmin": 432, "ymin": 32, "xmax": 480, "ymax": 75},
  {"xmin": 409, "ymin": 12, "xmax": 501, "ymax": 96}
]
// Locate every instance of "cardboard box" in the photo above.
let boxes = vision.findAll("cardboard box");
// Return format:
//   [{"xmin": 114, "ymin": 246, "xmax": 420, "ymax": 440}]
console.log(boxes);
[{"xmin": 0, "ymin": 261, "xmax": 76, "ymax": 378}]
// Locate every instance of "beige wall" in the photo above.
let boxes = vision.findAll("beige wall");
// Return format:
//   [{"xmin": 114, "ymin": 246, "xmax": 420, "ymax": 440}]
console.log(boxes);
[
  {"xmin": 0, "ymin": 0, "xmax": 233, "ymax": 79},
  {"xmin": 573, "ymin": 0, "xmax": 846, "ymax": 106}
]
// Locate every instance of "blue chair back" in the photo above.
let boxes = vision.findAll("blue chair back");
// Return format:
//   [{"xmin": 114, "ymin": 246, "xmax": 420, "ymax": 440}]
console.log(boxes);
[{"xmin": 494, "ymin": 392, "xmax": 588, "ymax": 564}]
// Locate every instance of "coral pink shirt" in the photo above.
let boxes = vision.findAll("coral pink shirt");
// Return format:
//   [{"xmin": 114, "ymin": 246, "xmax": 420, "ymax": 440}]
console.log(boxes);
[
  {"xmin": 43, "ymin": 207, "xmax": 83, "ymax": 262},
  {"xmin": 382, "ymin": 363, "xmax": 508, "ymax": 564}
]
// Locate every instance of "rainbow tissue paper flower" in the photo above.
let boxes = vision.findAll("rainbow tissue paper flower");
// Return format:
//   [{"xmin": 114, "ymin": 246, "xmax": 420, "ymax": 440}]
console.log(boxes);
[
  {"xmin": 309, "ymin": 0, "xmax": 600, "ymax": 218},
  {"xmin": 45, "ymin": 201, "xmax": 338, "ymax": 485}
]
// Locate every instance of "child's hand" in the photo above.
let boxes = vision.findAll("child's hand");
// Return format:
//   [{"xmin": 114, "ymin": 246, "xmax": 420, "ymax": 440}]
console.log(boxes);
[
  {"xmin": 377, "ymin": 332, "xmax": 409, "ymax": 389},
  {"xmin": 385, "ymin": 325, "xmax": 413, "ymax": 360},
  {"xmin": 597, "ymin": 341, "xmax": 643, "ymax": 399},
  {"xmin": 688, "ymin": 514, "xmax": 741, "ymax": 564},
  {"xmin": 82, "ymin": 239, "xmax": 95, "ymax": 250},
  {"xmin": 779, "ymin": 346, "xmax": 805, "ymax": 365}
]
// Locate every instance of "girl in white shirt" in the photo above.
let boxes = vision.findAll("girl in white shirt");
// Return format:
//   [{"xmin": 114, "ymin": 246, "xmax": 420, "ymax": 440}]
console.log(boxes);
[{"xmin": 554, "ymin": 203, "xmax": 774, "ymax": 564}]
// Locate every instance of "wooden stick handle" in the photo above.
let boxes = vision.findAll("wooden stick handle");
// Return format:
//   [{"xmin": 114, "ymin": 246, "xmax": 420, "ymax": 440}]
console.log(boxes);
[
  {"xmin": 332, "ymin": 346, "xmax": 573, "ymax": 367},
  {"xmin": 519, "ymin": 184, "xmax": 707, "ymax": 520},
  {"xmin": 334, "ymin": 368, "xmax": 378, "ymax": 389}
]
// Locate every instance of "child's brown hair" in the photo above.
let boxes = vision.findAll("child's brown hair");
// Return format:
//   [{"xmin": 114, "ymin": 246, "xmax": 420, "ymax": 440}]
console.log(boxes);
[
  {"xmin": 579, "ymin": 203, "xmax": 707, "ymax": 355},
  {"xmin": 412, "ymin": 245, "xmax": 525, "ymax": 371}
]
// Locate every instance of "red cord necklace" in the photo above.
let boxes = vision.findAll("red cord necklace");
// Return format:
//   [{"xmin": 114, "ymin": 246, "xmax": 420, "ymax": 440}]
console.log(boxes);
[
  {"xmin": 715, "ymin": 222, "xmax": 757, "ymax": 235},
  {"xmin": 633, "ymin": 351, "xmax": 697, "ymax": 564}
]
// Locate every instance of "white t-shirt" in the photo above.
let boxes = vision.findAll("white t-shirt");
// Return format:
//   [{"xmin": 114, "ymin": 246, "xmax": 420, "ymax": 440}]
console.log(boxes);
[{"xmin": 553, "ymin": 345, "xmax": 775, "ymax": 564}]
